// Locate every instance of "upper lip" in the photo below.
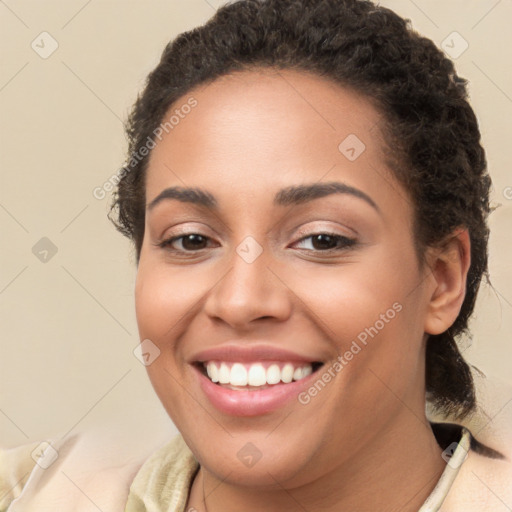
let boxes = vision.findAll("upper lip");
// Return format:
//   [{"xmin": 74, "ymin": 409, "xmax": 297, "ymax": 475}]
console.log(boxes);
[{"xmin": 190, "ymin": 343, "xmax": 323, "ymax": 364}]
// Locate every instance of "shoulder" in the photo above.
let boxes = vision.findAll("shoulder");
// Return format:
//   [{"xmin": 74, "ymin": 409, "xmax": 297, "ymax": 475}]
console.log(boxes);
[
  {"xmin": 0, "ymin": 440, "xmax": 41, "ymax": 510},
  {"xmin": 0, "ymin": 423, "xmax": 175, "ymax": 512},
  {"xmin": 441, "ymin": 444, "xmax": 512, "ymax": 511},
  {"xmin": 125, "ymin": 434, "xmax": 198, "ymax": 511},
  {"xmin": 439, "ymin": 375, "xmax": 512, "ymax": 511}
]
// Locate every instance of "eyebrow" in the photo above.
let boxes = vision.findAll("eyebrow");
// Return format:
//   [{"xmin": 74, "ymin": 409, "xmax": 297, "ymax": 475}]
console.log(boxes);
[
  {"xmin": 147, "ymin": 181, "xmax": 379, "ymax": 212},
  {"xmin": 147, "ymin": 187, "xmax": 217, "ymax": 211},
  {"xmin": 274, "ymin": 182, "xmax": 379, "ymax": 211}
]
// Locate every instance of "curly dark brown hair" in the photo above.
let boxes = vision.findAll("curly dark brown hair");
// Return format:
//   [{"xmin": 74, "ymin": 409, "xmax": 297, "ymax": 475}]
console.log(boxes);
[{"xmin": 109, "ymin": 0, "xmax": 492, "ymax": 420}]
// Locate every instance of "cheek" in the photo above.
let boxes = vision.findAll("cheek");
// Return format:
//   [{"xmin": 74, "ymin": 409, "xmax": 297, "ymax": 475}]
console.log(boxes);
[
  {"xmin": 134, "ymin": 263, "xmax": 200, "ymax": 399},
  {"xmin": 135, "ymin": 262, "xmax": 206, "ymax": 342},
  {"xmin": 290, "ymin": 248, "xmax": 417, "ymax": 342},
  {"xmin": 287, "ymin": 244, "xmax": 425, "ymax": 395},
  {"xmin": 134, "ymin": 263, "xmax": 199, "ymax": 419}
]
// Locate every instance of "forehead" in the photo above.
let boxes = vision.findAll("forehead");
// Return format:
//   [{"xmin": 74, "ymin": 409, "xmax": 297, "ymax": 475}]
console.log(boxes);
[{"xmin": 144, "ymin": 68, "xmax": 403, "ymax": 218}]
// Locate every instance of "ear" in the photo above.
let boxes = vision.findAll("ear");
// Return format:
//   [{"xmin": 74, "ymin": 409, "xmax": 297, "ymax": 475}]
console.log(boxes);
[{"xmin": 424, "ymin": 228, "xmax": 471, "ymax": 336}]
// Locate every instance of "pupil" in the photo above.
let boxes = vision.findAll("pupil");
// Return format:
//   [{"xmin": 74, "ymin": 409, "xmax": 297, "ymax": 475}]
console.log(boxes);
[
  {"xmin": 183, "ymin": 234, "xmax": 207, "ymax": 250},
  {"xmin": 313, "ymin": 234, "xmax": 336, "ymax": 250}
]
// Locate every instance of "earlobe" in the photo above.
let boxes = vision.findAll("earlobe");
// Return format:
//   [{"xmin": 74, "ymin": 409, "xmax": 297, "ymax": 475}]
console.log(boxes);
[{"xmin": 424, "ymin": 228, "xmax": 471, "ymax": 335}]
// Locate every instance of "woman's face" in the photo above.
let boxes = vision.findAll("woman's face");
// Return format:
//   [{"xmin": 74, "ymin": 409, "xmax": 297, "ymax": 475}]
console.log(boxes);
[{"xmin": 135, "ymin": 69, "xmax": 435, "ymax": 487}]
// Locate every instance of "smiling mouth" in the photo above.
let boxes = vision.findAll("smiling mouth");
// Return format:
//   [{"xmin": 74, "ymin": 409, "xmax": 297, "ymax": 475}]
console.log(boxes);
[{"xmin": 195, "ymin": 361, "xmax": 324, "ymax": 390}]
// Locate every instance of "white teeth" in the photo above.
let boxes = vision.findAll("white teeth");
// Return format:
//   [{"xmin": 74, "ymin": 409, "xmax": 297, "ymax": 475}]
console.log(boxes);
[
  {"xmin": 281, "ymin": 363, "xmax": 294, "ymax": 383},
  {"xmin": 248, "ymin": 364, "xmax": 267, "ymax": 386},
  {"xmin": 293, "ymin": 367, "xmax": 303, "ymax": 381},
  {"xmin": 230, "ymin": 363, "xmax": 247, "ymax": 386},
  {"xmin": 218, "ymin": 363, "xmax": 231, "ymax": 384},
  {"xmin": 203, "ymin": 361, "xmax": 315, "ymax": 388},
  {"xmin": 266, "ymin": 364, "xmax": 281, "ymax": 385},
  {"xmin": 206, "ymin": 362, "xmax": 219, "ymax": 383}
]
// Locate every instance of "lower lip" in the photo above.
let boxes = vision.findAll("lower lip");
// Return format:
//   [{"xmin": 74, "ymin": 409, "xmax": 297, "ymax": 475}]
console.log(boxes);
[{"xmin": 194, "ymin": 365, "xmax": 319, "ymax": 416}]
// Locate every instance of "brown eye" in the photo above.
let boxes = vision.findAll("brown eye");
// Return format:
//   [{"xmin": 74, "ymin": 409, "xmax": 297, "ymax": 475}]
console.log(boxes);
[
  {"xmin": 158, "ymin": 233, "xmax": 212, "ymax": 251},
  {"xmin": 310, "ymin": 234, "xmax": 339, "ymax": 250},
  {"xmin": 179, "ymin": 234, "xmax": 209, "ymax": 250},
  {"xmin": 293, "ymin": 233, "xmax": 356, "ymax": 252}
]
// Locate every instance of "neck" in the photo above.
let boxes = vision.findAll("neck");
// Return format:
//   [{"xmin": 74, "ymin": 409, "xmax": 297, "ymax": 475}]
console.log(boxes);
[{"xmin": 187, "ymin": 413, "xmax": 446, "ymax": 512}]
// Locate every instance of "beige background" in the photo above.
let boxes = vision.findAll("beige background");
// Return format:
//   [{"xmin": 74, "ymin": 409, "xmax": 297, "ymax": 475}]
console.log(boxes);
[{"xmin": 0, "ymin": 0, "xmax": 511, "ymax": 449}]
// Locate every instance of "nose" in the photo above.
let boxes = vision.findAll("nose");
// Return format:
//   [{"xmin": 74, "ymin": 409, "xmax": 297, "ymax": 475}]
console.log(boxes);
[{"xmin": 203, "ymin": 243, "xmax": 292, "ymax": 330}]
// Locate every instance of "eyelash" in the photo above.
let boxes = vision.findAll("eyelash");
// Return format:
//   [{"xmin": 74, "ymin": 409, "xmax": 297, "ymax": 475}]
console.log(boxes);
[{"xmin": 155, "ymin": 232, "xmax": 357, "ymax": 254}]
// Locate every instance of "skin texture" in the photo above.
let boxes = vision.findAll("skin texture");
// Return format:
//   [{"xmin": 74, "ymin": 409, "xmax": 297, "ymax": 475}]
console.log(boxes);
[{"xmin": 135, "ymin": 69, "xmax": 471, "ymax": 512}]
